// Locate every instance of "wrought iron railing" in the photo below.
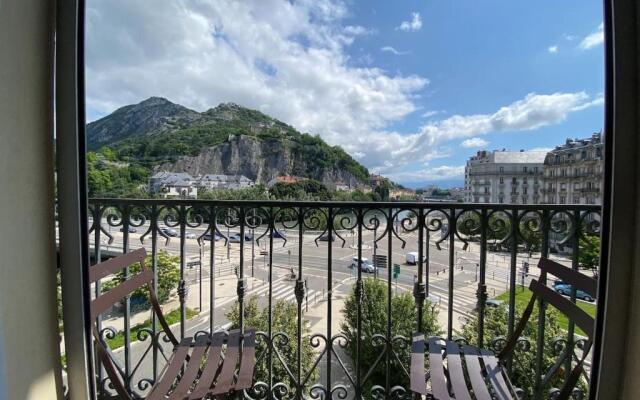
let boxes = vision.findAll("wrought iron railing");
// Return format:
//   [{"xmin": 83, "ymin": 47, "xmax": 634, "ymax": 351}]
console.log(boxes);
[{"xmin": 84, "ymin": 198, "xmax": 601, "ymax": 399}]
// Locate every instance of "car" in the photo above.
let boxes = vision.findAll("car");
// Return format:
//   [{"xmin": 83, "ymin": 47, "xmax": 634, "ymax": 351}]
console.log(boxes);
[
  {"xmin": 228, "ymin": 234, "xmax": 242, "ymax": 243},
  {"xmin": 202, "ymin": 232, "xmax": 223, "ymax": 241},
  {"xmin": 319, "ymin": 232, "xmax": 336, "ymax": 242},
  {"xmin": 185, "ymin": 231, "xmax": 197, "ymax": 239},
  {"xmin": 553, "ymin": 282, "xmax": 594, "ymax": 302},
  {"xmin": 161, "ymin": 228, "xmax": 178, "ymax": 237},
  {"xmin": 405, "ymin": 252, "xmax": 426, "ymax": 265},
  {"xmin": 349, "ymin": 257, "xmax": 376, "ymax": 273},
  {"xmin": 119, "ymin": 226, "xmax": 137, "ymax": 233},
  {"xmin": 485, "ymin": 299, "xmax": 504, "ymax": 308},
  {"xmin": 271, "ymin": 230, "xmax": 286, "ymax": 239}
]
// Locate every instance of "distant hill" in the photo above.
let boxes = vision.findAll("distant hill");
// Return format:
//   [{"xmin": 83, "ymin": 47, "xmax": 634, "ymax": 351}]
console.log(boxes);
[{"xmin": 87, "ymin": 97, "xmax": 371, "ymax": 190}]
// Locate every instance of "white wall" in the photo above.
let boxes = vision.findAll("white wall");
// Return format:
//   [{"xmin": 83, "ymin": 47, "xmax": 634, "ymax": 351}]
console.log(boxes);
[{"xmin": 0, "ymin": 0, "xmax": 62, "ymax": 398}]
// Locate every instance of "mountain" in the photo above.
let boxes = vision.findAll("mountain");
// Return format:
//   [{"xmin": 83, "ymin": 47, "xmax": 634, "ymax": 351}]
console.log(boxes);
[
  {"xmin": 86, "ymin": 97, "xmax": 370, "ymax": 190},
  {"xmin": 87, "ymin": 97, "xmax": 203, "ymax": 148}
]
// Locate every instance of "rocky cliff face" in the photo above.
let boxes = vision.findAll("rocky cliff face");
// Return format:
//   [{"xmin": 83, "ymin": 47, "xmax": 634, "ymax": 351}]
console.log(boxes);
[{"xmin": 156, "ymin": 134, "xmax": 360, "ymax": 187}]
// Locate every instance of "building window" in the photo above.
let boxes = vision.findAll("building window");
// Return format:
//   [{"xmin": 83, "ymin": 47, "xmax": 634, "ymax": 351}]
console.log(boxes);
[
  {"xmin": 561, "ymin": 169, "xmax": 566, "ymax": 177},
  {"xmin": 498, "ymin": 196, "xmax": 504, "ymax": 204},
  {"xmin": 523, "ymin": 166, "xmax": 528, "ymax": 173},
  {"xmin": 512, "ymin": 177, "xmax": 517, "ymax": 184},
  {"xmin": 534, "ymin": 167, "xmax": 538, "ymax": 173},
  {"xmin": 499, "ymin": 166, "xmax": 504, "ymax": 173},
  {"xmin": 499, "ymin": 177, "xmax": 504, "ymax": 184},
  {"xmin": 560, "ymin": 183, "xmax": 566, "ymax": 190},
  {"xmin": 560, "ymin": 196, "xmax": 566, "ymax": 204},
  {"xmin": 581, "ymin": 150, "xmax": 587, "ymax": 160},
  {"xmin": 574, "ymin": 196, "xmax": 580, "ymax": 204},
  {"xmin": 523, "ymin": 187, "xmax": 528, "ymax": 195},
  {"xmin": 523, "ymin": 177, "xmax": 528, "ymax": 184},
  {"xmin": 484, "ymin": 187, "xmax": 489, "ymax": 194}
]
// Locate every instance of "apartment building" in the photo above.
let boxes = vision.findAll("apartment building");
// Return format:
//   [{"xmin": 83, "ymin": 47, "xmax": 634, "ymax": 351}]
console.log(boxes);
[
  {"xmin": 464, "ymin": 150, "xmax": 546, "ymax": 204},
  {"xmin": 542, "ymin": 133, "xmax": 604, "ymax": 205}
]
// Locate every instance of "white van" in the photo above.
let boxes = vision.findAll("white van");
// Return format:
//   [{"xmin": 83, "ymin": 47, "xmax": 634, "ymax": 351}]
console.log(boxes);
[{"xmin": 406, "ymin": 252, "xmax": 418, "ymax": 265}]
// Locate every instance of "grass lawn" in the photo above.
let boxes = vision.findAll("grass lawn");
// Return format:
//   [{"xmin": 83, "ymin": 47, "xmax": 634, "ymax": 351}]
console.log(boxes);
[
  {"xmin": 496, "ymin": 286, "xmax": 596, "ymax": 336},
  {"xmin": 106, "ymin": 307, "xmax": 199, "ymax": 349}
]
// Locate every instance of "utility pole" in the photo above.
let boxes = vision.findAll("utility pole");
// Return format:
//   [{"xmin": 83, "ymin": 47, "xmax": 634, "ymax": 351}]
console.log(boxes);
[
  {"xmin": 373, "ymin": 225, "xmax": 377, "ymax": 279},
  {"xmin": 251, "ymin": 209, "xmax": 255, "ymax": 278},
  {"xmin": 226, "ymin": 209, "xmax": 230, "ymax": 261}
]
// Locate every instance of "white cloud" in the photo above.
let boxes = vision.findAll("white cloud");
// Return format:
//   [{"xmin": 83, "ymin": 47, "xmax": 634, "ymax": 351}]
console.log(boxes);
[
  {"xmin": 358, "ymin": 91, "xmax": 602, "ymax": 177},
  {"xmin": 344, "ymin": 25, "xmax": 373, "ymax": 36},
  {"xmin": 397, "ymin": 12, "xmax": 422, "ymax": 32},
  {"xmin": 579, "ymin": 23, "xmax": 604, "ymax": 50},
  {"xmin": 381, "ymin": 46, "xmax": 409, "ymax": 55},
  {"xmin": 548, "ymin": 45, "xmax": 558, "ymax": 54},
  {"xmin": 460, "ymin": 138, "xmax": 489, "ymax": 148},
  {"xmin": 85, "ymin": 1, "xmax": 604, "ymax": 184},
  {"xmin": 386, "ymin": 165, "xmax": 465, "ymax": 183},
  {"xmin": 421, "ymin": 110, "xmax": 444, "ymax": 118}
]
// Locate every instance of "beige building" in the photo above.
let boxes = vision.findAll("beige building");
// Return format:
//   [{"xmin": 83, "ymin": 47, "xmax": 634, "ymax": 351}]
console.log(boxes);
[
  {"xmin": 464, "ymin": 150, "xmax": 546, "ymax": 204},
  {"xmin": 542, "ymin": 133, "xmax": 604, "ymax": 205}
]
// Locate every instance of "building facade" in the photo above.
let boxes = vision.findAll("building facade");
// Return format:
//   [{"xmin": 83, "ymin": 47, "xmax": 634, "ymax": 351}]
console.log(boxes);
[
  {"xmin": 464, "ymin": 150, "xmax": 547, "ymax": 204},
  {"xmin": 149, "ymin": 172, "xmax": 254, "ymax": 198},
  {"xmin": 542, "ymin": 133, "xmax": 604, "ymax": 205}
]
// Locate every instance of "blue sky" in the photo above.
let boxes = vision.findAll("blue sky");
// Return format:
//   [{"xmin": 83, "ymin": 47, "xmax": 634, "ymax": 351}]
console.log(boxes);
[{"xmin": 86, "ymin": 0, "xmax": 604, "ymax": 188}]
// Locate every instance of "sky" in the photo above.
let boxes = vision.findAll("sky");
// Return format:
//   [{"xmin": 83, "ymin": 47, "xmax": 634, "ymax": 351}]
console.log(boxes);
[{"xmin": 85, "ymin": 0, "xmax": 605, "ymax": 188}]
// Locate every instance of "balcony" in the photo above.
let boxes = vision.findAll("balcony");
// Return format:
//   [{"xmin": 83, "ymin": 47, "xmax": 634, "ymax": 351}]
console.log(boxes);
[{"xmin": 73, "ymin": 198, "xmax": 602, "ymax": 399}]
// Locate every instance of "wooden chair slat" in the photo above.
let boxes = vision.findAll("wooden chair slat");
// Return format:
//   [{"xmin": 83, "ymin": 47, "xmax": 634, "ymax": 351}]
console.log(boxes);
[
  {"xmin": 170, "ymin": 335, "xmax": 210, "ymax": 399},
  {"xmin": 539, "ymin": 258, "xmax": 597, "ymax": 297},
  {"xmin": 428, "ymin": 337, "xmax": 450, "ymax": 400},
  {"xmin": 410, "ymin": 333, "xmax": 428, "ymax": 395},
  {"xmin": 91, "ymin": 268, "xmax": 153, "ymax": 319},
  {"xmin": 90, "ymin": 248, "xmax": 147, "ymax": 283},
  {"xmin": 445, "ymin": 341, "xmax": 472, "ymax": 400},
  {"xmin": 189, "ymin": 332, "xmax": 226, "ymax": 400},
  {"xmin": 462, "ymin": 345, "xmax": 493, "ymax": 400},
  {"xmin": 210, "ymin": 330, "xmax": 242, "ymax": 395},
  {"xmin": 530, "ymin": 279, "xmax": 595, "ymax": 338},
  {"xmin": 234, "ymin": 329, "xmax": 257, "ymax": 390},
  {"xmin": 480, "ymin": 349, "xmax": 513, "ymax": 400},
  {"xmin": 148, "ymin": 337, "xmax": 192, "ymax": 400}
]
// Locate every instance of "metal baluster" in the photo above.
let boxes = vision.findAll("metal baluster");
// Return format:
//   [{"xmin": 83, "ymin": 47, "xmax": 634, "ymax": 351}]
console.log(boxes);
[
  {"xmin": 93, "ymin": 206, "xmax": 103, "ymax": 388},
  {"xmin": 416, "ymin": 208, "xmax": 425, "ymax": 333},
  {"xmin": 447, "ymin": 207, "xmax": 455, "ymax": 340},
  {"xmin": 507, "ymin": 208, "xmax": 518, "ymax": 373},
  {"xmin": 179, "ymin": 205, "xmax": 186, "ymax": 339},
  {"xmin": 534, "ymin": 209, "xmax": 550, "ymax": 398},
  {"xmin": 566, "ymin": 209, "xmax": 580, "ymax": 384},
  {"xmin": 150, "ymin": 205, "xmax": 159, "ymax": 382},
  {"xmin": 356, "ymin": 208, "xmax": 364, "ymax": 399},
  {"xmin": 326, "ymin": 207, "xmax": 333, "ymax": 394},
  {"xmin": 295, "ymin": 207, "xmax": 305, "ymax": 400},
  {"xmin": 386, "ymin": 207, "xmax": 393, "ymax": 394},
  {"xmin": 239, "ymin": 207, "xmax": 246, "ymax": 334},
  {"xmin": 122, "ymin": 205, "xmax": 131, "ymax": 391},
  {"xmin": 268, "ymin": 207, "xmax": 274, "ymax": 399},
  {"xmin": 209, "ymin": 205, "xmax": 215, "ymax": 334},
  {"xmin": 477, "ymin": 208, "xmax": 488, "ymax": 348}
]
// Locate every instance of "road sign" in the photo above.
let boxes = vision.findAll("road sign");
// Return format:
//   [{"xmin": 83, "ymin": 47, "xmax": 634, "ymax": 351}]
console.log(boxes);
[
  {"xmin": 373, "ymin": 255, "xmax": 387, "ymax": 269},
  {"xmin": 393, "ymin": 263, "xmax": 400, "ymax": 279},
  {"xmin": 260, "ymin": 250, "xmax": 268, "ymax": 256}
]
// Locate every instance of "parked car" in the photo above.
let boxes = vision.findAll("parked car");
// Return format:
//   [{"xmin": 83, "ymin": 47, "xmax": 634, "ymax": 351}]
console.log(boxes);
[
  {"xmin": 120, "ymin": 226, "xmax": 137, "ymax": 233},
  {"xmin": 185, "ymin": 231, "xmax": 197, "ymax": 239},
  {"xmin": 161, "ymin": 228, "xmax": 178, "ymax": 237},
  {"xmin": 271, "ymin": 230, "xmax": 286, "ymax": 239},
  {"xmin": 202, "ymin": 232, "xmax": 223, "ymax": 241},
  {"xmin": 349, "ymin": 257, "xmax": 376, "ymax": 273},
  {"xmin": 319, "ymin": 232, "xmax": 336, "ymax": 242},
  {"xmin": 485, "ymin": 299, "xmax": 504, "ymax": 308},
  {"xmin": 228, "ymin": 234, "xmax": 242, "ymax": 243},
  {"xmin": 553, "ymin": 282, "xmax": 594, "ymax": 302}
]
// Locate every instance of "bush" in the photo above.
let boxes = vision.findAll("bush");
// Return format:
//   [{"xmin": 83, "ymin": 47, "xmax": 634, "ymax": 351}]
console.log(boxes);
[{"xmin": 340, "ymin": 278, "xmax": 442, "ymax": 391}]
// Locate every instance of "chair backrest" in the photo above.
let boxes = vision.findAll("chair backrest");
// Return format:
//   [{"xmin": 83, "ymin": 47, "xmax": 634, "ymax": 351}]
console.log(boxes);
[
  {"xmin": 530, "ymin": 258, "xmax": 596, "ymax": 339},
  {"xmin": 90, "ymin": 248, "xmax": 151, "ymax": 320},
  {"xmin": 90, "ymin": 248, "xmax": 178, "ymax": 399},
  {"xmin": 498, "ymin": 257, "xmax": 597, "ymax": 399}
]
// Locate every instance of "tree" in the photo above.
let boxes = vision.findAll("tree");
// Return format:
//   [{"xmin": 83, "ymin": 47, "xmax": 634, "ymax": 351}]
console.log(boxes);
[
  {"xmin": 226, "ymin": 296, "xmax": 318, "ymax": 393},
  {"xmin": 340, "ymin": 278, "xmax": 442, "ymax": 392},
  {"xmin": 578, "ymin": 234, "xmax": 600, "ymax": 274},
  {"xmin": 458, "ymin": 304, "xmax": 584, "ymax": 395},
  {"xmin": 102, "ymin": 250, "xmax": 180, "ymax": 308}
]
